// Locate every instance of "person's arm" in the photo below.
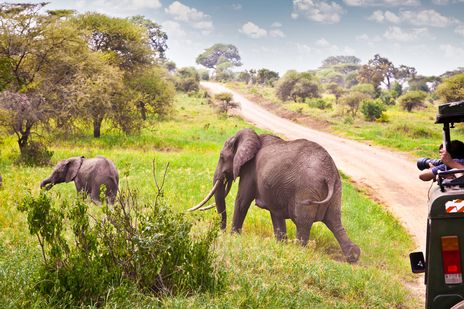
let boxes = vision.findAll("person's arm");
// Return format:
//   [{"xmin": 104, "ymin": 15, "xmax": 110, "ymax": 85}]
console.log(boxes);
[
  {"xmin": 441, "ymin": 150, "xmax": 464, "ymax": 169},
  {"xmin": 419, "ymin": 168, "xmax": 436, "ymax": 181}
]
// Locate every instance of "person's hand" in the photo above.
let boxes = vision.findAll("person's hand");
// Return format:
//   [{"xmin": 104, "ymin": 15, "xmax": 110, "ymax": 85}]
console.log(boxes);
[{"xmin": 440, "ymin": 148, "xmax": 453, "ymax": 165}]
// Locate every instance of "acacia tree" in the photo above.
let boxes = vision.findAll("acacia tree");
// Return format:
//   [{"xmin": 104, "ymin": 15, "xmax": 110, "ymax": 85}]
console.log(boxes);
[
  {"xmin": 196, "ymin": 43, "xmax": 242, "ymax": 75},
  {"xmin": 0, "ymin": 3, "xmax": 81, "ymax": 154},
  {"xmin": 276, "ymin": 70, "xmax": 320, "ymax": 102},
  {"xmin": 358, "ymin": 54, "xmax": 416, "ymax": 91},
  {"xmin": 129, "ymin": 15, "xmax": 168, "ymax": 59}
]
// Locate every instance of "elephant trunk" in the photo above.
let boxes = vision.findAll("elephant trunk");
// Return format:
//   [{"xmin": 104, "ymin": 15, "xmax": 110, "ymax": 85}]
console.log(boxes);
[
  {"xmin": 40, "ymin": 177, "xmax": 54, "ymax": 190},
  {"xmin": 214, "ymin": 178, "xmax": 227, "ymax": 230}
]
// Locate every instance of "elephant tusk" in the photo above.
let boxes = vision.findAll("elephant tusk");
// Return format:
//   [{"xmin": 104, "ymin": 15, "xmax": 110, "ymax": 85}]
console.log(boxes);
[
  {"xmin": 187, "ymin": 180, "xmax": 220, "ymax": 212},
  {"xmin": 198, "ymin": 203, "xmax": 216, "ymax": 211}
]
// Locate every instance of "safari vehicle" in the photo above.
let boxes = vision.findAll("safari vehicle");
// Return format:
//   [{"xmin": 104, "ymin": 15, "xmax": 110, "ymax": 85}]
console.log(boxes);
[{"xmin": 410, "ymin": 100, "xmax": 464, "ymax": 309}]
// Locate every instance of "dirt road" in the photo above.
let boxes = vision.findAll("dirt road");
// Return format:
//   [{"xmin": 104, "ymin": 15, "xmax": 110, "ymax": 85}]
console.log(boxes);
[{"xmin": 202, "ymin": 81, "xmax": 432, "ymax": 251}]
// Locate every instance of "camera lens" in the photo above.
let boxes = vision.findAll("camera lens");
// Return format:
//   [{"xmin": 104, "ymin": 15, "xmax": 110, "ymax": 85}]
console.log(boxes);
[{"xmin": 417, "ymin": 158, "xmax": 442, "ymax": 170}]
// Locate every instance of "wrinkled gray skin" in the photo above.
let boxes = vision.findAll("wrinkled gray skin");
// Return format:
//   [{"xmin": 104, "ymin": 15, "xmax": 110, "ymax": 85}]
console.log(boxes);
[
  {"xmin": 212, "ymin": 128, "xmax": 360, "ymax": 263},
  {"xmin": 40, "ymin": 156, "xmax": 119, "ymax": 204}
]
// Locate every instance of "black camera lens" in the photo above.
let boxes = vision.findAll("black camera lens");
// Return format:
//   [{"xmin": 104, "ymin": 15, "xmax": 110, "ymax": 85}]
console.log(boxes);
[{"xmin": 417, "ymin": 158, "xmax": 442, "ymax": 170}]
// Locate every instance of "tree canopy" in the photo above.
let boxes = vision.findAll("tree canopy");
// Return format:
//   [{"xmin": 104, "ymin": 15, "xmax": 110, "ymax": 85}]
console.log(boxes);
[{"xmin": 196, "ymin": 43, "xmax": 242, "ymax": 69}]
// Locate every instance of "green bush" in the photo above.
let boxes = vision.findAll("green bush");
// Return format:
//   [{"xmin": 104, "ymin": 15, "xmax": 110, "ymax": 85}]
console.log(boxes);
[
  {"xmin": 307, "ymin": 98, "xmax": 332, "ymax": 110},
  {"xmin": 18, "ymin": 141, "xmax": 53, "ymax": 166},
  {"xmin": 361, "ymin": 99, "xmax": 386, "ymax": 121},
  {"xmin": 398, "ymin": 90, "xmax": 427, "ymax": 112},
  {"xmin": 18, "ymin": 188, "xmax": 224, "ymax": 306}
]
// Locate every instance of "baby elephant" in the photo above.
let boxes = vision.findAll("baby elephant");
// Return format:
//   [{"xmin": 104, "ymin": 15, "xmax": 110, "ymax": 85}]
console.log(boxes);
[{"xmin": 40, "ymin": 156, "xmax": 119, "ymax": 204}]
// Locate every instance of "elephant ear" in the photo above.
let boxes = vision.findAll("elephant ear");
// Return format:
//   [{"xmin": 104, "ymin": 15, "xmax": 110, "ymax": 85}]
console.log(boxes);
[
  {"xmin": 64, "ymin": 157, "xmax": 84, "ymax": 182},
  {"xmin": 233, "ymin": 129, "xmax": 261, "ymax": 179}
]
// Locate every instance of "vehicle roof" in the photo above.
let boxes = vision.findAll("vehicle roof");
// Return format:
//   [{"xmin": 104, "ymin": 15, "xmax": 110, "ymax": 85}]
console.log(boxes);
[{"xmin": 436, "ymin": 100, "xmax": 464, "ymax": 124}]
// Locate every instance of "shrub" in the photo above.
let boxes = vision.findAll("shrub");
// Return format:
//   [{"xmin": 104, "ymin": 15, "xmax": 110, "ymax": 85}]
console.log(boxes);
[
  {"xmin": 398, "ymin": 90, "xmax": 427, "ymax": 112},
  {"xmin": 307, "ymin": 98, "xmax": 332, "ymax": 110},
  {"xmin": 340, "ymin": 91, "xmax": 370, "ymax": 117},
  {"xmin": 361, "ymin": 99, "xmax": 386, "ymax": 121},
  {"xmin": 436, "ymin": 73, "xmax": 464, "ymax": 102},
  {"xmin": 19, "ymin": 185, "xmax": 224, "ymax": 306},
  {"xmin": 276, "ymin": 70, "xmax": 320, "ymax": 102},
  {"xmin": 18, "ymin": 141, "xmax": 53, "ymax": 166},
  {"xmin": 351, "ymin": 83, "xmax": 376, "ymax": 98}
]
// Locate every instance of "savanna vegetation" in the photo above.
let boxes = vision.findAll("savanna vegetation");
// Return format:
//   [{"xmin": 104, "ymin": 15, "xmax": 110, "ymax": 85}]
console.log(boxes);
[
  {"xmin": 1, "ymin": 92, "xmax": 420, "ymax": 307},
  {"xmin": 3, "ymin": 2, "xmax": 460, "ymax": 308},
  {"xmin": 224, "ymin": 55, "xmax": 464, "ymax": 159}
]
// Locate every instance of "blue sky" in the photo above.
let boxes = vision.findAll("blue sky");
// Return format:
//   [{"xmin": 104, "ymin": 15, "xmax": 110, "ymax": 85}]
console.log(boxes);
[{"xmin": 13, "ymin": 0, "xmax": 464, "ymax": 76}]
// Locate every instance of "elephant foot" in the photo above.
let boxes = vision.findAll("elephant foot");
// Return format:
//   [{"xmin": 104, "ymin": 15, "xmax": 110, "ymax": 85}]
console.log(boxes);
[{"xmin": 344, "ymin": 244, "xmax": 361, "ymax": 263}]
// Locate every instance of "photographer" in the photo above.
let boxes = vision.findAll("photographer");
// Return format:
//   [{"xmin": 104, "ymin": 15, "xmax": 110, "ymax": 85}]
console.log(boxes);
[{"xmin": 419, "ymin": 140, "xmax": 464, "ymax": 181}]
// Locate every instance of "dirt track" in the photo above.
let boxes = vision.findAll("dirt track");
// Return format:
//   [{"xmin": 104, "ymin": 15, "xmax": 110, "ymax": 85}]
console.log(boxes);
[{"xmin": 202, "ymin": 81, "xmax": 432, "ymax": 252}]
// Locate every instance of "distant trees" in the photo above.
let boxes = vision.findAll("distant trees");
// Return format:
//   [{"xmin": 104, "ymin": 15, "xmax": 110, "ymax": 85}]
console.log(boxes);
[
  {"xmin": 276, "ymin": 71, "xmax": 320, "ymax": 102},
  {"xmin": 256, "ymin": 69, "xmax": 279, "ymax": 86},
  {"xmin": 357, "ymin": 54, "xmax": 416, "ymax": 91},
  {"xmin": 436, "ymin": 74, "xmax": 464, "ymax": 102},
  {"xmin": 321, "ymin": 56, "xmax": 361, "ymax": 67},
  {"xmin": 175, "ymin": 67, "xmax": 200, "ymax": 92}
]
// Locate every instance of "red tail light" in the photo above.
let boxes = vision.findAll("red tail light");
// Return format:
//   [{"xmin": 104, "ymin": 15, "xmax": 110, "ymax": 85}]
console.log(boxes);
[{"xmin": 441, "ymin": 236, "xmax": 463, "ymax": 284}]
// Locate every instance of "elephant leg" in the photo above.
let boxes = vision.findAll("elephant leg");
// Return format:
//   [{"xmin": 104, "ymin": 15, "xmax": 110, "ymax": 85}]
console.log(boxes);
[
  {"xmin": 270, "ymin": 212, "xmax": 287, "ymax": 241},
  {"xmin": 324, "ymin": 217, "xmax": 360, "ymax": 263},
  {"xmin": 231, "ymin": 178, "xmax": 255, "ymax": 234},
  {"xmin": 90, "ymin": 184, "xmax": 103, "ymax": 205},
  {"xmin": 295, "ymin": 219, "xmax": 314, "ymax": 246}
]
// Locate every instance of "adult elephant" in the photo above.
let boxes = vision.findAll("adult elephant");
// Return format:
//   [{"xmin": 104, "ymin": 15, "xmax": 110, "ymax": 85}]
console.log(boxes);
[
  {"xmin": 190, "ymin": 128, "xmax": 360, "ymax": 263},
  {"xmin": 40, "ymin": 156, "xmax": 119, "ymax": 204}
]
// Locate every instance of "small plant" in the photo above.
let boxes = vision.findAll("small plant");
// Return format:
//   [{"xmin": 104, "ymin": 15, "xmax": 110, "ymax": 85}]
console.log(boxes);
[
  {"xmin": 215, "ymin": 92, "xmax": 236, "ymax": 113},
  {"xmin": 361, "ymin": 99, "xmax": 386, "ymax": 121}
]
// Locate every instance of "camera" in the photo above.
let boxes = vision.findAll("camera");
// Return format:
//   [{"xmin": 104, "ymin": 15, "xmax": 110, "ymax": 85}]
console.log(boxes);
[{"xmin": 417, "ymin": 158, "xmax": 442, "ymax": 170}]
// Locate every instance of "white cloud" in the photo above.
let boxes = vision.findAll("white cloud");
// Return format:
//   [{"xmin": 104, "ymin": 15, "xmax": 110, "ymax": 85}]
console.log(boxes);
[
  {"xmin": 292, "ymin": 0, "xmax": 344, "ymax": 24},
  {"xmin": 383, "ymin": 26, "xmax": 429, "ymax": 42},
  {"xmin": 270, "ymin": 29, "xmax": 285, "ymax": 38},
  {"xmin": 402, "ymin": 10, "xmax": 456, "ymax": 27},
  {"xmin": 131, "ymin": 0, "xmax": 162, "ymax": 9},
  {"xmin": 344, "ymin": 0, "xmax": 419, "ymax": 6},
  {"xmin": 271, "ymin": 22, "xmax": 283, "ymax": 28},
  {"xmin": 162, "ymin": 20, "xmax": 186, "ymax": 37},
  {"xmin": 316, "ymin": 38, "xmax": 331, "ymax": 47},
  {"xmin": 440, "ymin": 44, "xmax": 464, "ymax": 58},
  {"xmin": 368, "ymin": 10, "xmax": 400, "ymax": 23},
  {"xmin": 432, "ymin": 0, "xmax": 449, "ymax": 4},
  {"xmin": 456, "ymin": 25, "xmax": 464, "ymax": 36},
  {"xmin": 165, "ymin": 1, "xmax": 213, "ymax": 34},
  {"xmin": 239, "ymin": 22, "xmax": 267, "ymax": 38},
  {"xmin": 369, "ymin": 9, "xmax": 456, "ymax": 28}
]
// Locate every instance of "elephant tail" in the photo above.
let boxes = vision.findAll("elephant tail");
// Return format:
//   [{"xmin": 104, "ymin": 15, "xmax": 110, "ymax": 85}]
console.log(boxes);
[{"xmin": 302, "ymin": 178, "xmax": 334, "ymax": 205}]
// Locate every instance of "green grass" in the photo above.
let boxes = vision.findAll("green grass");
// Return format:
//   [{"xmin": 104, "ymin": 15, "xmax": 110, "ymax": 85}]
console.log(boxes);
[
  {"xmin": 0, "ymin": 93, "xmax": 420, "ymax": 307},
  {"xmin": 228, "ymin": 82, "xmax": 459, "ymax": 159}
]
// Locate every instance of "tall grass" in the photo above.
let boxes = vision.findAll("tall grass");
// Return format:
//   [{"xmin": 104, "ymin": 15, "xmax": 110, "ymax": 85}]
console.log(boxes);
[{"xmin": 0, "ymin": 93, "xmax": 420, "ymax": 307}]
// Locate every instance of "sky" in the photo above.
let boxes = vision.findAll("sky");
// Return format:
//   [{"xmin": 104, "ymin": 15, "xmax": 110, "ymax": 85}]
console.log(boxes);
[{"xmin": 11, "ymin": 0, "xmax": 464, "ymax": 76}]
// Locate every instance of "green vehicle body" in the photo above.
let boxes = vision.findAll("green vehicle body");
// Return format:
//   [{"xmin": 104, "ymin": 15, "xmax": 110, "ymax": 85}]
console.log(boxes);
[{"xmin": 412, "ymin": 101, "xmax": 464, "ymax": 309}]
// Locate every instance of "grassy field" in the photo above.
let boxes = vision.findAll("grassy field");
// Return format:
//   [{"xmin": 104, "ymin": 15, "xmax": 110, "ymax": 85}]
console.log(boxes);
[
  {"xmin": 228, "ymin": 82, "xmax": 463, "ymax": 159},
  {"xmin": 0, "ymin": 93, "xmax": 420, "ymax": 307}
]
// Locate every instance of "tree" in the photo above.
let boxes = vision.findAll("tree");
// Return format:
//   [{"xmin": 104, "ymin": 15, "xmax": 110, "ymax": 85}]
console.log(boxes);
[
  {"xmin": 0, "ymin": 3, "xmax": 81, "ymax": 154},
  {"xmin": 321, "ymin": 55, "xmax": 361, "ymax": 67},
  {"xmin": 129, "ymin": 15, "xmax": 168, "ymax": 59},
  {"xmin": 340, "ymin": 91, "xmax": 370, "ymax": 117},
  {"xmin": 196, "ymin": 43, "xmax": 241, "ymax": 69},
  {"xmin": 358, "ymin": 54, "xmax": 416, "ymax": 91},
  {"xmin": 256, "ymin": 68, "xmax": 279, "ymax": 86},
  {"xmin": 436, "ymin": 74, "xmax": 464, "ymax": 102},
  {"xmin": 126, "ymin": 66, "xmax": 175, "ymax": 121},
  {"xmin": 276, "ymin": 71, "xmax": 320, "ymax": 102},
  {"xmin": 175, "ymin": 67, "xmax": 200, "ymax": 92},
  {"xmin": 361, "ymin": 99, "xmax": 385, "ymax": 121},
  {"xmin": 237, "ymin": 70, "xmax": 251, "ymax": 84},
  {"xmin": 350, "ymin": 83, "xmax": 376, "ymax": 98},
  {"xmin": 74, "ymin": 13, "xmax": 152, "ymax": 69},
  {"xmin": 398, "ymin": 91, "xmax": 427, "ymax": 112},
  {"xmin": 326, "ymin": 83, "xmax": 344, "ymax": 104}
]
